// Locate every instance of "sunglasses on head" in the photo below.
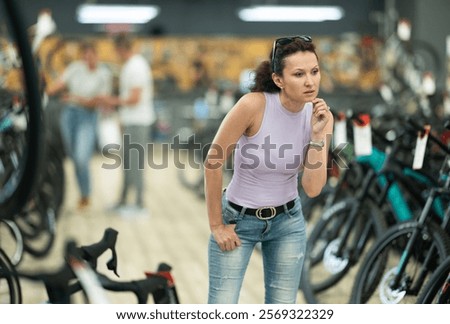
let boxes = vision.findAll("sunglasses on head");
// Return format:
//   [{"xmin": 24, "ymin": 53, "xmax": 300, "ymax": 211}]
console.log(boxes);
[{"xmin": 271, "ymin": 35, "xmax": 312, "ymax": 72}]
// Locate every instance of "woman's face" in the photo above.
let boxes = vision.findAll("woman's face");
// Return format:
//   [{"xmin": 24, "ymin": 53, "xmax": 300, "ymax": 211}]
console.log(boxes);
[{"xmin": 277, "ymin": 51, "xmax": 320, "ymax": 104}]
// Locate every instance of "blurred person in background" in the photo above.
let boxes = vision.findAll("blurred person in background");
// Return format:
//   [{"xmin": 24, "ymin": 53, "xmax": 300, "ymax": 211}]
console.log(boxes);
[
  {"xmin": 99, "ymin": 33, "xmax": 155, "ymax": 214},
  {"xmin": 204, "ymin": 35, "xmax": 333, "ymax": 303},
  {"xmin": 46, "ymin": 40, "xmax": 112, "ymax": 210}
]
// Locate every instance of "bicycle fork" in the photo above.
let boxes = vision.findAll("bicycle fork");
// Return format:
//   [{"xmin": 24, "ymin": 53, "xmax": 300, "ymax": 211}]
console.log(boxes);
[
  {"xmin": 335, "ymin": 169, "xmax": 378, "ymax": 262},
  {"xmin": 391, "ymin": 189, "xmax": 439, "ymax": 294}
]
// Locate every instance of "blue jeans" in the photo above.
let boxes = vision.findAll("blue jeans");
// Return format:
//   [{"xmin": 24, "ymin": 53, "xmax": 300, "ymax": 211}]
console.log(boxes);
[
  {"xmin": 60, "ymin": 105, "xmax": 98, "ymax": 198},
  {"xmin": 119, "ymin": 125, "xmax": 150, "ymax": 206},
  {"xmin": 208, "ymin": 193, "xmax": 306, "ymax": 304}
]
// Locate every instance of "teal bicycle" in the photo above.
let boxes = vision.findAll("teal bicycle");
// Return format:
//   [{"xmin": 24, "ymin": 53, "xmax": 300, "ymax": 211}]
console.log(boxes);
[{"xmin": 300, "ymin": 119, "xmax": 445, "ymax": 303}]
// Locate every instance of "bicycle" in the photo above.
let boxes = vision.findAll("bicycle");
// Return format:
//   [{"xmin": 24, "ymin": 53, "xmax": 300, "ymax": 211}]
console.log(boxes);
[
  {"xmin": 300, "ymin": 115, "xmax": 445, "ymax": 303},
  {"xmin": 0, "ymin": 0, "xmax": 47, "ymax": 301},
  {"xmin": 0, "ymin": 0, "xmax": 43, "ymax": 220},
  {"xmin": 0, "ymin": 0, "xmax": 66, "ymax": 266},
  {"xmin": 15, "ymin": 227, "xmax": 180, "ymax": 304},
  {"xmin": 375, "ymin": 0, "xmax": 441, "ymax": 120},
  {"xmin": 350, "ymin": 120, "xmax": 450, "ymax": 304}
]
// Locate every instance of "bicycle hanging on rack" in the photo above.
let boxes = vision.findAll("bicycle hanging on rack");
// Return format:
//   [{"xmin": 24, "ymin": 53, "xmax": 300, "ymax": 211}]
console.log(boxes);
[
  {"xmin": 299, "ymin": 113, "xmax": 447, "ymax": 303},
  {"xmin": 0, "ymin": 0, "xmax": 43, "ymax": 219},
  {"xmin": 0, "ymin": 0, "xmax": 45, "ymax": 303},
  {"xmin": 350, "ymin": 121, "xmax": 450, "ymax": 304}
]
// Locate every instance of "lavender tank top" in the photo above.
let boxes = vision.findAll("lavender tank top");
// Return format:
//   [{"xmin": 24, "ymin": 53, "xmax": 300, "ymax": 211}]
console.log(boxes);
[{"xmin": 226, "ymin": 92, "xmax": 312, "ymax": 208}]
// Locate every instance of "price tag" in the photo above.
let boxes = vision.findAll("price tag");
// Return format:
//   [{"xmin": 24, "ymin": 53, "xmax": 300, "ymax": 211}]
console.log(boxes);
[
  {"xmin": 353, "ymin": 114, "xmax": 372, "ymax": 156},
  {"xmin": 444, "ymin": 94, "xmax": 450, "ymax": 117},
  {"xmin": 333, "ymin": 112, "xmax": 347, "ymax": 149},
  {"xmin": 412, "ymin": 125, "xmax": 430, "ymax": 170}
]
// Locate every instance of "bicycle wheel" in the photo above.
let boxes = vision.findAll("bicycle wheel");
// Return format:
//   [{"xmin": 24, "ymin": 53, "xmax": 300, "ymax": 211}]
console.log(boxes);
[
  {"xmin": 299, "ymin": 160, "xmax": 364, "ymax": 224},
  {"xmin": 0, "ymin": 219, "xmax": 24, "ymax": 266},
  {"xmin": 416, "ymin": 256, "xmax": 450, "ymax": 304},
  {"xmin": 0, "ymin": 247, "xmax": 22, "ymax": 303},
  {"xmin": 0, "ymin": 0, "xmax": 42, "ymax": 220},
  {"xmin": 350, "ymin": 221, "xmax": 450, "ymax": 304},
  {"xmin": 12, "ymin": 138, "xmax": 63, "ymax": 257},
  {"xmin": 14, "ymin": 187, "xmax": 56, "ymax": 258},
  {"xmin": 300, "ymin": 198, "xmax": 386, "ymax": 303},
  {"xmin": 409, "ymin": 40, "xmax": 441, "ymax": 81},
  {"xmin": 176, "ymin": 146, "xmax": 205, "ymax": 195}
]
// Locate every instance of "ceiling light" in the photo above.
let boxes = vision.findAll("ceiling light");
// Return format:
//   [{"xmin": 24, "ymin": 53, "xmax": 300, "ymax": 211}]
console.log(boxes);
[
  {"xmin": 77, "ymin": 4, "xmax": 160, "ymax": 24},
  {"xmin": 238, "ymin": 5, "xmax": 344, "ymax": 22}
]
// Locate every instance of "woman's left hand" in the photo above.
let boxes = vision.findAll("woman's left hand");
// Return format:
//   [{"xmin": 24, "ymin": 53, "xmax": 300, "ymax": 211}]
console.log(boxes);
[{"xmin": 311, "ymin": 98, "xmax": 331, "ymax": 138}]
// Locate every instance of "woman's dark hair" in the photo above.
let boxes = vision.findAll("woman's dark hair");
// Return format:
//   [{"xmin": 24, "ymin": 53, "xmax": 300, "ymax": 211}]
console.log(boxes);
[{"xmin": 250, "ymin": 38, "xmax": 318, "ymax": 93}]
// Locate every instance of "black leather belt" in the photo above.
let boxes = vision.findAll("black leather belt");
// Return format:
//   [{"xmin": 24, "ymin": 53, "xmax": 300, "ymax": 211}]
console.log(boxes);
[{"xmin": 228, "ymin": 199, "xmax": 296, "ymax": 220}]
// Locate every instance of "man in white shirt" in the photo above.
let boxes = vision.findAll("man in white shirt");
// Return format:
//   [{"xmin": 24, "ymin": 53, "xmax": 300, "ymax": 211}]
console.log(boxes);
[{"xmin": 101, "ymin": 33, "xmax": 155, "ymax": 212}]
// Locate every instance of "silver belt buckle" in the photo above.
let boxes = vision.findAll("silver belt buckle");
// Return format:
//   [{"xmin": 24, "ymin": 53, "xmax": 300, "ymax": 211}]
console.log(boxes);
[{"xmin": 255, "ymin": 206, "xmax": 277, "ymax": 220}]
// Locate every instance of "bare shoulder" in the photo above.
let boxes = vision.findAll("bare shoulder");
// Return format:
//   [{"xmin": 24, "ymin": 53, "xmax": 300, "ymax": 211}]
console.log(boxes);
[
  {"xmin": 215, "ymin": 92, "xmax": 266, "ymax": 140},
  {"xmin": 226, "ymin": 92, "xmax": 266, "ymax": 137},
  {"xmin": 238, "ymin": 92, "xmax": 265, "ymax": 109},
  {"xmin": 231, "ymin": 92, "xmax": 265, "ymax": 118}
]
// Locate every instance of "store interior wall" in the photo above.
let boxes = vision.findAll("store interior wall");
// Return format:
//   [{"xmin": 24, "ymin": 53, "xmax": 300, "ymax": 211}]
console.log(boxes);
[{"xmin": 16, "ymin": 0, "xmax": 449, "ymax": 87}]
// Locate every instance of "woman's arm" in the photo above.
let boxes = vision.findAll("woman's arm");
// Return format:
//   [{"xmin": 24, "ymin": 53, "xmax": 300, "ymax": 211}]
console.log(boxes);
[
  {"xmin": 301, "ymin": 99, "xmax": 334, "ymax": 197},
  {"xmin": 204, "ymin": 92, "xmax": 264, "ymax": 251}
]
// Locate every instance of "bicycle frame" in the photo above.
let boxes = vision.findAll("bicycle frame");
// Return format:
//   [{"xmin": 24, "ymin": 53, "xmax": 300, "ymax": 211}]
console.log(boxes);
[
  {"xmin": 332, "ymin": 146, "xmax": 441, "ymax": 259},
  {"xmin": 391, "ymin": 186, "xmax": 450, "ymax": 293}
]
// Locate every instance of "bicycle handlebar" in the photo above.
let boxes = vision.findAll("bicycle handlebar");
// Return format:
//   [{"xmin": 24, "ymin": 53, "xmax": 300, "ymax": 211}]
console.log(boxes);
[
  {"xmin": 17, "ymin": 228, "xmax": 119, "ymax": 302},
  {"xmin": 79, "ymin": 227, "xmax": 119, "ymax": 277},
  {"xmin": 96, "ymin": 271, "xmax": 170, "ymax": 304}
]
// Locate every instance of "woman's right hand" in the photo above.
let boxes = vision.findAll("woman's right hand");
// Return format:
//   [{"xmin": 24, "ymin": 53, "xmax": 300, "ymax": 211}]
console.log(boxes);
[{"xmin": 211, "ymin": 224, "xmax": 241, "ymax": 251}]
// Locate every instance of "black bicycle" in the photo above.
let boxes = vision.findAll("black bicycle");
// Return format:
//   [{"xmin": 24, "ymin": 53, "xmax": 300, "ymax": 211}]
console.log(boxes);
[
  {"xmin": 16, "ymin": 227, "xmax": 180, "ymax": 304},
  {"xmin": 0, "ymin": 0, "xmax": 43, "ymax": 220},
  {"xmin": 0, "ymin": 0, "xmax": 45, "ymax": 302}
]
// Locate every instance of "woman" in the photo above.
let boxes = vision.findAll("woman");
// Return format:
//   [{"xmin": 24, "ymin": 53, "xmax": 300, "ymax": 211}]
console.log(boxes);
[
  {"xmin": 204, "ymin": 35, "xmax": 333, "ymax": 303},
  {"xmin": 46, "ymin": 41, "xmax": 112, "ymax": 210}
]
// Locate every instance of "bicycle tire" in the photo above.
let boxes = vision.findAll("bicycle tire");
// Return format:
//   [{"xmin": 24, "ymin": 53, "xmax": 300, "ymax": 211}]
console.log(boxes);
[
  {"xmin": 0, "ymin": 219, "xmax": 24, "ymax": 266},
  {"xmin": 13, "ymin": 139, "xmax": 63, "ymax": 258},
  {"xmin": 300, "ymin": 198, "xmax": 386, "ymax": 303},
  {"xmin": 350, "ymin": 221, "xmax": 450, "ymax": 304},
  {"xmin": 15, "ymin": 190, "xmax": 56, "ymax": 258},
  {"xmin": 299, "ymin": 184, "xmax": 334, "ymax": 223},
  {"xmin": 416, "ymin": 256, "xmax": 450, "ymax": 303},
  {"xmin": 0, "ymin": 247, "xmax": 22, "ymax": 303},
  {"xmin": 176, "ymin": 147, "xmax": 205, "ymax": 194},
  {"xmin": 299, "ymin": 160, "xmax": 365, "ymax": 224},
  {"xmin": 0, "ymin": 0, "xmax": 42, "ymax": 220}
]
